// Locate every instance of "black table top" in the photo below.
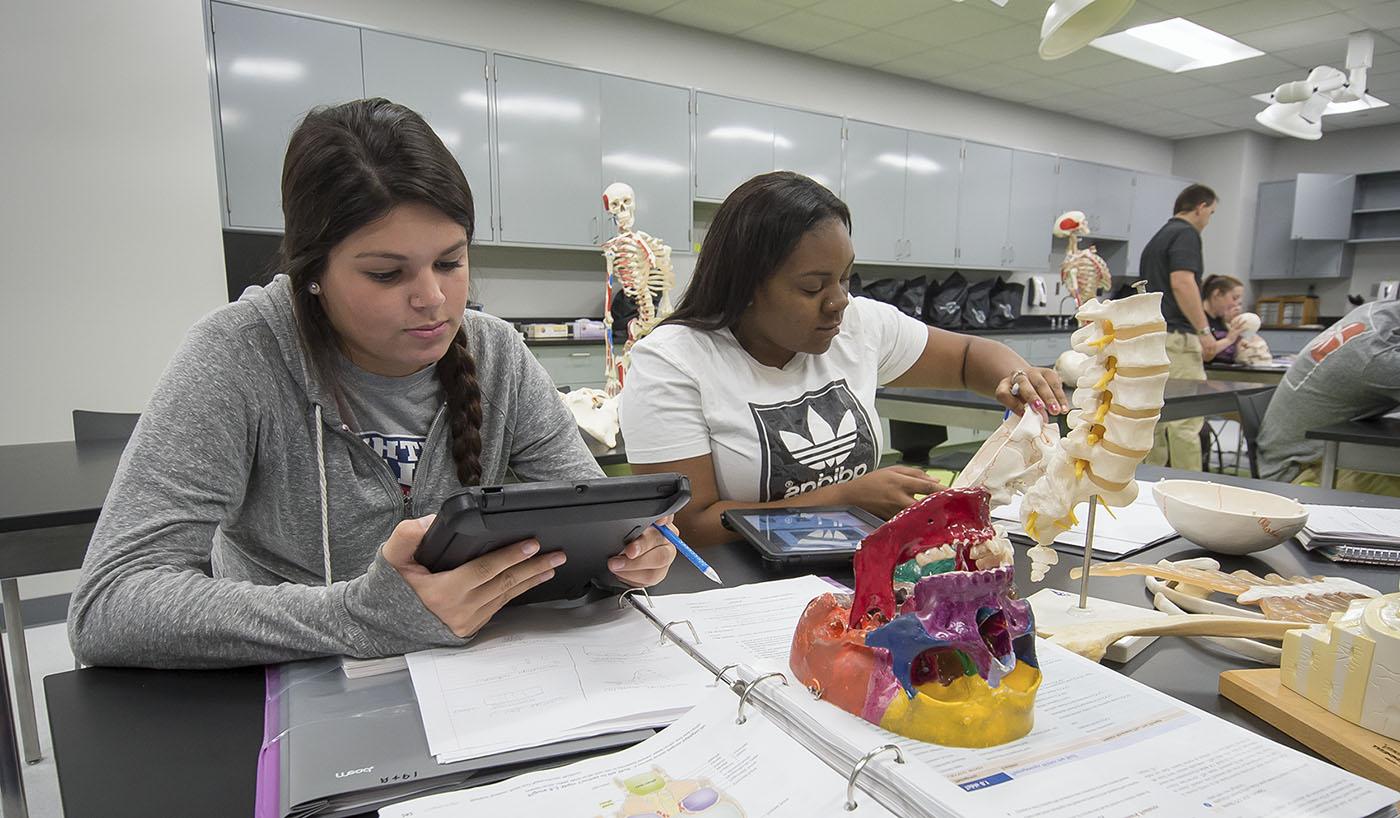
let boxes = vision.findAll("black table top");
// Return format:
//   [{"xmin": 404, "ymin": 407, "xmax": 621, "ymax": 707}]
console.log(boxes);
[
  {"xmin": 0, "ymin": 440, "xmax": 124, "ymax": 533},
  {"xmin": 878, "ymin": 379, "xmax": 1272, "ymax": 409},
  {"xmin": 1305, "ymin": 417, "xmax": 1400, "ymax": 447},
  {"xmin": 44, "ymin": 465, "xmax": 1400, "ymax": 818},
  {"xmin": 1206, "ymin": 360, "xmax": 1290, "ymax": 373}
]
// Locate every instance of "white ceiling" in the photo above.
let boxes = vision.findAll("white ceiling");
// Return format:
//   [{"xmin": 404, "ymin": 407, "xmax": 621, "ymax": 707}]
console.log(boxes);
[{"xmin": 575, "ymin": 0, "xmax": 1400, "ymax": 140}]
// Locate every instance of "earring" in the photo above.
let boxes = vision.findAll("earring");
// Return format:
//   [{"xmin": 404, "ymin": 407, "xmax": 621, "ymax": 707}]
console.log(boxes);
[{"xmin": 308, "ymin": 282, "xmax": 321, "ymax": 294}]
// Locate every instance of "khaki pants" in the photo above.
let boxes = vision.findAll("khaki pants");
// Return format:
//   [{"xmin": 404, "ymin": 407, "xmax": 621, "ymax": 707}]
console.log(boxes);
[
  {"xmin": 1146, "ymin": 333, "xmax": 1204, "ymax": 470},
  {"xmin": 1294, "ymin": 464, "xmax": 1400, "ymax": 498}
]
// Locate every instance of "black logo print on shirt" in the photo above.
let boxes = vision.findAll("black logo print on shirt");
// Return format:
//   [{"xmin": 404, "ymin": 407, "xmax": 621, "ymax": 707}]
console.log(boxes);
[{"xmin": 749, "ymin": 381, "xmax": 877, "ymax": 502}]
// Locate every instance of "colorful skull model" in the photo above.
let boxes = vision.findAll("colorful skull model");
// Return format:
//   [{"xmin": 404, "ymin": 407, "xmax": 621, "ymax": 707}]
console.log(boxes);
[{"xmin": 789, "ymin": 487, "xmax": 1040, "ymax": 748}]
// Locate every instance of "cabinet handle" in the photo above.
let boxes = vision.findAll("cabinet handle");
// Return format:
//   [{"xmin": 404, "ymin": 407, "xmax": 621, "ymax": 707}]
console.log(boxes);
[
  {"xmin": 569, "ymin": 352, "xmax": 592, "ymax": 358},
  {"xmin": 591, "ymin": 215, "xmax": 599, "ymax": 243}
]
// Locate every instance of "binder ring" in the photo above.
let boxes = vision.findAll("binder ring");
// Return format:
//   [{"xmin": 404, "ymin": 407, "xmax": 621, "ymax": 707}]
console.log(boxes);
[
  {"xmin": 714, "ymin": 664, "xmax": 742, "ymax": 686},
  {"xmin": 735, "ymin": 672, "xmax": 788, "ymax": 725},
  {"xmin": 807, "ymin": 682, "xmax": 823, "ymax": 700},
  {"xmin": 658, "ymin": 619, "xmax": 700, "ymax": 647},
  {"xmin": 844, "ymin": 744, "xmax": 904, "ymax": 811},
  {"xmin": 617, "ymin": 587, "xmax": 652, "ymax": 609}
]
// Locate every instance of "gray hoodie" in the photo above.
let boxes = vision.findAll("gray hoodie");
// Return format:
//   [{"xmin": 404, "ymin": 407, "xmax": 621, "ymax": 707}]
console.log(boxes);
[{"xmin": 68, "ymin": 276, "xmax": 602, "ymax": 668}]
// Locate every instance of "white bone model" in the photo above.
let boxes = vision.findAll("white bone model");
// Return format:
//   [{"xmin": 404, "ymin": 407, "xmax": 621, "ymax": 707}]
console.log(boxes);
[
  {"xmin": 1055, "ymin": 211, "xmax": 1112, "ymax": 318},
  {"xmin": 561, "ymin": 387, "xmax": 621, "ymax": 449},
  {"xmin": 601, "ymin": 182, "xmax": 675, "ymax": 397},
  {"xmin": 1282, "ymin": 593, "xmax": 1400, "ymax": 741},
  {"xmin": 956, "ymin": 292, "xmax": 1171, "ymax": 581},
  {"xmin": 1230, "ymin": 312, "xmax": 1274, "ymax": 366}
]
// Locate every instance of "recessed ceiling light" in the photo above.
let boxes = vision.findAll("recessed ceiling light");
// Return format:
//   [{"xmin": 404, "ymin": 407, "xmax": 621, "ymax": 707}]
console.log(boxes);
[
  {"xmin": 1251, "ymin": 91, "xmax": 1389, "ymax": 116},
  {"xmin": 1090, "ymin": 17, "xmax": 1264, "ymax": 73}
]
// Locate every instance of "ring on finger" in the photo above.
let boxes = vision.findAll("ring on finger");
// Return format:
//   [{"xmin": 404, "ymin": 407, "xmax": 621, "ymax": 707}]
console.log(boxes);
[{"xmin": 1009, "ymin": 369, "xmax": 1026, "ymax": 398}]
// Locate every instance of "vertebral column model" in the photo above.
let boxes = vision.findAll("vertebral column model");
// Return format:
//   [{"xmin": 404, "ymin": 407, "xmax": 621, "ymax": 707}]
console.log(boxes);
[{"xmin": 601, "ymin": 182, "xmax": 675, "ymax": 396}]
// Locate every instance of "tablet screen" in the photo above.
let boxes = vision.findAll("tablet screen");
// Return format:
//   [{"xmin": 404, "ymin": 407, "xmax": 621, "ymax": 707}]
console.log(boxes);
[{"xmin": 737, "ymin": 509, "xmax": 877, "ymax": 552}]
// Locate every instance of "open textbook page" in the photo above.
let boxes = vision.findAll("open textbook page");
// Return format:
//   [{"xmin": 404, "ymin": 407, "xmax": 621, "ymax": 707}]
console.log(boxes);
[
  {"xmin": 648, "ymin": 577, "xmax": 1400, "ymax": 818},
  {"xmin": 407, "ymin": 598, "xmax": 712, "ymax": 764},
  {"xmin": 993, "ymin": 480, "xmax": 1174, "ymax": 557},
  {"xmin": 379, "ymin": 688, "xmax": 911, "ymax": 818}
]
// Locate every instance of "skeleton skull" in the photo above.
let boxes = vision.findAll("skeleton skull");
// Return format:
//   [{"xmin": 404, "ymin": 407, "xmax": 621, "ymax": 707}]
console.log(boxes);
[{"xmin": 602, "ymin": 181, "xmax": 636, "ymax": 231}]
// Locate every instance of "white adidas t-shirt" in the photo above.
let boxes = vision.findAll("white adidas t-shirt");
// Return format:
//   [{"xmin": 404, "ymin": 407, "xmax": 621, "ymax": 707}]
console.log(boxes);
[{"xmin": 619, "ymin": 297, "xmax": 928, "ymax": 503}]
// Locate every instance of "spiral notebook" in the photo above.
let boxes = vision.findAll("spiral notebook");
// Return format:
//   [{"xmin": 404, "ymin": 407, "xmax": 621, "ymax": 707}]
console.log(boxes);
[
  {"xmin": 1298, "ymin": 504, "xmax": 1400, "ymax": 565},
  {"xmin": 382, "ymin": 577, "xmax": 1397, "ymax": 818}
]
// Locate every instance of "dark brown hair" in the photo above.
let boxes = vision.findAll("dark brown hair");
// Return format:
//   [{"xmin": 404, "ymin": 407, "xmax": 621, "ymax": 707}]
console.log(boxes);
[
  {"xmin": 280, "ymin": 98, "xmax": 483, "ymax": 485},
  {"xmin": 667, "ymin": 171, "xmax": 851, "ymax": 331},
  {"xmin": 1174, "ymin": 183, "xmax": 1218, "ymax": 215},
  {"xmin": 1202, "ymin": 274, "xmax": 1243, "ymax": 300}
]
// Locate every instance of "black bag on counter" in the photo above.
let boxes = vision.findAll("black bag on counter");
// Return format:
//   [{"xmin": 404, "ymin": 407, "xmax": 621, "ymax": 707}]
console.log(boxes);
[
  {"xmin": 962, "ymin": 278, "xmax": 994, "ymax": 329},
  {"xmin": 893, "ymin": 276, "xmax": 928, "ymax": 320},
  {"xmin": 987, "ymin": 277, "xmax": 1024, "ymax": 329},
  {"xmin": 848, "ymin": 272, "xmax": 865, "ymax": 299},
  {"xmin": 861, "ymin": 277, "xmax": 901, "ymax": 305},
  {"xmin": 609, "ymin": 287, "xmax": 637, "ymax": 344},
  {"xmin": 925, "ymin": 272, "xmax": 967, "ymax": 329}
]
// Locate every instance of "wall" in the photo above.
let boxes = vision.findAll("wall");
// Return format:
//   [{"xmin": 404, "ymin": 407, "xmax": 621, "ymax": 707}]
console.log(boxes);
[
  {"xmin": 1, "ymin": 0, "xmax": 228, "ymax": 446},
  {"xmin": 1258, "ymin": 123, "xmax": 1400, "ymax": 316}
]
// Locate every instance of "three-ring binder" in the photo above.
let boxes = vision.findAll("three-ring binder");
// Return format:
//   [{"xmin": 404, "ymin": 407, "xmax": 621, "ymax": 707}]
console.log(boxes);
[
  {"xmin": 734, "ymin": 672, "xmax": 788, "ymax": 725},
  {"xmin": 616, "ymin": 587, "xmax": 652, "ymax": 609},
  {"xmin": 658, "ymin": 619, "xmax": 700, "ymax": 647},
  {"xmin": 844, "ymin": 744, "xmax": 904, "ymax": 811}
]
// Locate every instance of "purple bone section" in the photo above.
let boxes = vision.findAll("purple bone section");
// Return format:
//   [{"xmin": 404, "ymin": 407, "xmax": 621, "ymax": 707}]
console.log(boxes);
[{"xmin": 907, "ymin": 567, "xmax": 1031, "ymax": 687}]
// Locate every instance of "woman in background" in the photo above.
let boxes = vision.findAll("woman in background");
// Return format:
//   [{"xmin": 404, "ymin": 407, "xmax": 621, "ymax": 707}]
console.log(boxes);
[
  {"xmin": 619, "ymin": 171, "xmax": 1066, "ymax": 547},
  {"xmin": 1201, "ymin": 274, "xmax": 1245, "ymax": 364},
  {"xmin": 69, "ymin": 99, "xmax": 674, "ymax": 668}
]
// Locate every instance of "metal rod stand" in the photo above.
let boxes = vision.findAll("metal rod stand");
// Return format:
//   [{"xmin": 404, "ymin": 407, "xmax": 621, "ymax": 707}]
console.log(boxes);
[{"xmin": 1078, "ymin": 496, "xmax": 1099, "ymax": 610}]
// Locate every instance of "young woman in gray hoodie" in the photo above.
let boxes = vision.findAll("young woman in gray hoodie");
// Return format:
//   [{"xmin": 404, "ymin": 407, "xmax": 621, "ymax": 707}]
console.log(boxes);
[{"xmin": 68, "ymin": 99, "xmax": 676, "ymax": 668}]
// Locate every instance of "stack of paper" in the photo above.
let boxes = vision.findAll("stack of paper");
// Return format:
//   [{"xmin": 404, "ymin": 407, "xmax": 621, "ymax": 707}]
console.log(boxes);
[
  {"xmin": 992, "ymin": 479, "xmax": 1176, "ymax": 557},
  {"xmin": 406, "ymin": 599, "xmax": 712, "ymax": 764},
  {"xmin": 339, "ymin": 654, "xmax": 407, "ymax": 678},
  {"xmin": 1298, "ymin": 504, "xmax": 1400, "ymax": 564}
]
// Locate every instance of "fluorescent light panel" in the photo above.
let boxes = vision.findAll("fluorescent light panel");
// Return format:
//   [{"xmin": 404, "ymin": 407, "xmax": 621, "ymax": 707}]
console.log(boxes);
[
  {"xmin": 1090, "ymin": 18, "xmax": 1263, "ymax": 73},
  {"xmin": 1250, "ymin": 92, "xmax": 1390, "ymax": 116}
]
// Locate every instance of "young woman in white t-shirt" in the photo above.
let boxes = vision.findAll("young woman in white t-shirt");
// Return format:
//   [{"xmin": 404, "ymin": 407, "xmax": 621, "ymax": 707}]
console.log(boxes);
[{"xmin": 619, "ymin": 171, "xmax": 1066, "ymax": 547}]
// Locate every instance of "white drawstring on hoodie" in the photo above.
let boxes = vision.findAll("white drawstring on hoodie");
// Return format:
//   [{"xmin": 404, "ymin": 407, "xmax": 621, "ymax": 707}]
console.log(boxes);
[{"xmin": 314, "ymin": 404, "xmax": 332, "ymax": 586}]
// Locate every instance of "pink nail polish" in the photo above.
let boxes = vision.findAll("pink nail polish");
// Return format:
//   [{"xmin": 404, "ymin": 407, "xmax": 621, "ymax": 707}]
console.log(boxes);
[{"xmin": 1033, "ymin": 400, "xmax": 1045, "ymax": 409}]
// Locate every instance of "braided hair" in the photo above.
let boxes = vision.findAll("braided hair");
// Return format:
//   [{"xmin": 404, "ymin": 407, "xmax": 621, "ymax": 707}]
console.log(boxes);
[{"xmin": 279, "ymin": 98, "xmax": 483, "ymax": 485}]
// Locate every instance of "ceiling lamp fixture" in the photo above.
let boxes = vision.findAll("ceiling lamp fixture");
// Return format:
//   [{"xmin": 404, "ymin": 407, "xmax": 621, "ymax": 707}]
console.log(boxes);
[
  {"xmin": 1254, "ymin": 31, "xmax": 1375, "ymax": 141},
  {"xmin": 1039, "ymin": 0, "xmax": 1135, "ymax": 60}
]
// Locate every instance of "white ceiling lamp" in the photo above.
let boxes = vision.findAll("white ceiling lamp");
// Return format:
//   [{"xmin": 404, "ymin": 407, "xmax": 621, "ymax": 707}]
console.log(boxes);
[
  {"xmin": 1254, "ymin": 32, "xmax": 1375, "ymax": 140},
  {"xmin": 1039, "ymin": 0, "xmax": 1135, "ymax": 60}
]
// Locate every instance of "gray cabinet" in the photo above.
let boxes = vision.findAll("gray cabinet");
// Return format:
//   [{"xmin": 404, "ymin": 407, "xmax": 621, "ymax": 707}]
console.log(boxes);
[
  {"xmin": 600, "ymin": 76, "xmax": 692, "ymax": 253},
  {"xmin": 1291, "ymin": 173, "xmax": 1356, "ymax": 239},
  {"xmin": 1056, "ymin": 158, "xmax": 1132, "ymax": 239},
  {"xmin": 533, "ymin": 345, "xmax": 606, "ymax": 389},
  {"xmin": 844, "ymin": 120, "xmax": 907, "ymax": 263},
  {"xmin": 1127, "ymin": 173, "xmax": 1189, "ymax": 276},
  {"xmin": 211, "ymin": 2, "xmax": 364, "ymax": 231},
  {"xmin": 1006, "ymin": 150, "xmax": 1058, "ymax": 272},
  {"xmin": 494, "ymin": 56, "xmax": 601, "ymax": 246},
  {"xmin": 695, "ymin": 93, "xmax": 843, "ymax": 200},
  {"xmin": 1250, "ymin": 178, "xmax": 1349, "ymax": 279},
  {"xmin": 361, "ymin": 31, "xmax": 493, "ymax": 241},
  {"xmin": 957, "ymin": 142, "xmax": 1013, "ymax": 269},
  {"xmin": 1257, "ymin": 330, "xmax": 1317, "ymax": 355},
  {"xmin": 772, "ymin": 106, "xmax": 843, "ymax": 194},
  {"xmin": 903, "ymin": 131, "xmax": 960, "ymax": 266}
]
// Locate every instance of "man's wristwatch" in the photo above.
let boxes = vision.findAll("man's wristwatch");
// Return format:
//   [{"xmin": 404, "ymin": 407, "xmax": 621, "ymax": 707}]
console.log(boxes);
[{"xmin": 1195, "ymin": 326, "xmax": 1212, "ymax": 336}]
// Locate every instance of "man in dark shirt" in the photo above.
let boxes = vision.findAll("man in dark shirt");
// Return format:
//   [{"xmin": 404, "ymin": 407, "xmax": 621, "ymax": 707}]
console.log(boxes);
[{"xmin": 1140, "ymin": 183, "xmax": 1219, "ymax": 470}]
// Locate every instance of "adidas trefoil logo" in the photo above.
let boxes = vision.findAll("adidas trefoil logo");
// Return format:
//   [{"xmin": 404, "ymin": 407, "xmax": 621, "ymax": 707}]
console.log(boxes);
[{"xmin": 778, "ymin": 406, "xmax": 857, "ymax": 470}]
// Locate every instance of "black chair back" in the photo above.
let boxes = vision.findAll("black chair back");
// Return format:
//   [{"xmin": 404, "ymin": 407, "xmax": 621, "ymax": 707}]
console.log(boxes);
[
  {"xmin": 72, "ymin": 410, "xmax": 140, "ymax": 444},
  {"xmin": 1234, "ymin": 389, "xmax": 1275, "ymax": 479}
]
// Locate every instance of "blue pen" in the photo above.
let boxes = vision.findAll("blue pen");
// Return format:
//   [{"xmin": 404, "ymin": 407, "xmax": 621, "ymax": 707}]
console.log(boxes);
[{"xmin": 652, "ymin": 523, "xmax": 722, "ymax": 585}]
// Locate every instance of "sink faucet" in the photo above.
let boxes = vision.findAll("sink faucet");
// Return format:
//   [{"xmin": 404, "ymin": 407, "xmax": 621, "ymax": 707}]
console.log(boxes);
[{"xmin": 1053, "ymin": 294, "xmax": 1078, "ymax": 330}]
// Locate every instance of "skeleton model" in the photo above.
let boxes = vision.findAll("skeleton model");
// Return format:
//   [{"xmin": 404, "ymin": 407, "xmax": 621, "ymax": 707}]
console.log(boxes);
[
  {"xmin": 954, "ymin": 291, "xmax": 1171, "ymax": 581},
  {"xmin": 601, "ymin": 182, "xmax": 675, "ymax": 397},
  {"xmin": 1055, "ymin": 211, "xmax": 1112, "ymax": 319}
]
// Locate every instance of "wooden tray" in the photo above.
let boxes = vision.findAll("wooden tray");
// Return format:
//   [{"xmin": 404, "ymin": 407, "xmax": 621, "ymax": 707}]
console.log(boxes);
[{"xmin": 1220, "ymin": 667, "xmax": 1400, "ymax": 790}]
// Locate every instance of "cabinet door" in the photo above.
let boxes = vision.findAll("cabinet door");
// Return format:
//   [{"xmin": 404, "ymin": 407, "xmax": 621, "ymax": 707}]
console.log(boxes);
[
  {"xmin": 1292, "ymin": 241, "xmax": 1347, "ymax": 278},
  {"xmin": 1055, "ymin": 158, "xmax": 1097, "ymax": 234},
  {"xmin": 1127, "ymin": 173, "xmax": 1186, "ymax": 276},
  {"xmin": 1094, "ymin": 165, "xmax": 1134, "ymax": 239},
  {"xmin": 600, "ymin": 76, "xmax": 691, "ymax": 254},
  {"xmin": 772, "ymin": 107, "xmax": 843, "ymax": 194},
  {"xmin": 211, "ymin": 3, "xmax": 364, "ymax": 230},
  {"xmin": 956, "ymin": 142, "xmax": 1013, "ymax": 268},
  {"xmin": 1006, "ymin": 150, "xmax": 1057, "ymax": 271},
  {"xmin": 1250, "ymin": 181, "xmax": 1297, "ymax": 280},
  {"xmin": 1292, "ymin": 173, "xmax": 1357, "ymax": 240},
  {"xmin": 694, "ymin": 94, "xmax": 773, "ymax": 201},
  {"xmin": 361, "ymin": 32, "xmax": 493, "ymax": 241},
  {"xmin": 903, "ymin": 131, "xmax": 961, "ymax": 266},
  {"xmin": 844, "ymin": 121, "xmax": 907, "ymax": 264},
  {"xmin": 494, "ymin": 56, "xmax": 601, "ymax": 246}
]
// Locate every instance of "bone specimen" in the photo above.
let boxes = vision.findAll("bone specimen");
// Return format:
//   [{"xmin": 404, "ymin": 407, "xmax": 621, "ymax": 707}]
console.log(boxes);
[
  {"xmin": 1282, "ymin": 593, "xmax": 1400, "ymax": 741},
  {"xmin": 601, "ymin": 181, "xmax": 675, "ymax": 396}
]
